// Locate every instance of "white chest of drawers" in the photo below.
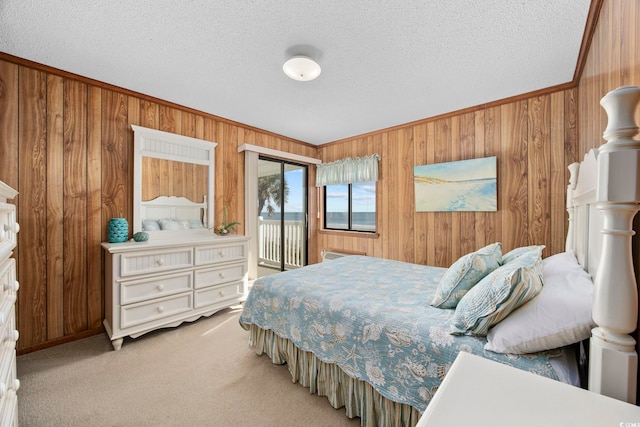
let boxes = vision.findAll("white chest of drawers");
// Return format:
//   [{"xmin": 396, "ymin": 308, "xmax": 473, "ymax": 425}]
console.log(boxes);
[
  {"xmin": 102, "ymin": 235, "xmax": 249, "ymax": 350},
  {"xmin": 0, "ymin": 181, "xmax": 19, "ymax": 426}
]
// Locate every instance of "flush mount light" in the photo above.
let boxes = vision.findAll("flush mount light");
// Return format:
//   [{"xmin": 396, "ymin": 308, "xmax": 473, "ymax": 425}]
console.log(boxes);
[{"xmin": 283, "ymin": 56, "xmax": 321, "ymax": 81}]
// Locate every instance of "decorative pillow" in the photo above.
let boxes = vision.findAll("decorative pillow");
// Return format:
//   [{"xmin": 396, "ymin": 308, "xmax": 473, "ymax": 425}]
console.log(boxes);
[
  {"xmin": 176, "ymin": 220, "xmax": 190, "ymax": 229},
  {"xmin": 485, "ymin": 250, "xmax": 595, "ymax": 354},
  {"xmin": 141, "ymin": 220, "xmax": 160, "ymax": 231},
  {"xmin": 188, "ymin": 219, "xmax": 205, "ymax": 229},
  {"xmin": 431, "ymin": 242, "xmax": 502, "ymax": 309},
  {"xmin": 450, "ymin": 251, "xmax": 543, "ymax": 336},
  {"xmin": 502, "ymin": 245, "xmax": 545, "ymax": 265},
  {"xmin": 158, "ymin": 219, "xmax": 181, "ymax": 231}
]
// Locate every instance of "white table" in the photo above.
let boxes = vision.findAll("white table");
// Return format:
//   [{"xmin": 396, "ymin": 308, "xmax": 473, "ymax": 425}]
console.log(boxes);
[{"xmin": 417, "ymin": 351, "xmax": 640, "ymax": 426}]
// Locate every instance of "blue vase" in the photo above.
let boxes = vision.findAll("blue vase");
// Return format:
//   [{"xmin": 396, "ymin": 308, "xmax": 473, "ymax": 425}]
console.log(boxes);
[{"xmin": 108, "ymin": 218, "xmax": 129, "ymax": 243}]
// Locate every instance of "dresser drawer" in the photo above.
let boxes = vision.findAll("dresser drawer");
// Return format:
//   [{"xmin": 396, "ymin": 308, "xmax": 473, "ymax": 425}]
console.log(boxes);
[
  {"xmin": 121, "ymin": 293, "xmax": 192, "ymax": 329},
  {"xmin": 194, "ymin": 243, "xmax": 246, "ymax": 266},
  {"xmin": 0, "ymin": 202, "xmax": 17, "ymax": 262},
  {"xmin": 0, "ymin": 300, "xmax": 14, "ymax": 341},
  {"xmin": 120, "ymin": 272, "xmax": 193, "ymax": 305},
  {"xmin": 0, "ymin": 389, "xmax": 17, "ymax": 427},
  {"xmin": 194, "ymin": 262, "xmax": 246, "ymax": 289},
  {"xmin": 120, "ymin": 248, "xmax": 193, "ymax": 277},
  {"xmin": 0, "ymin": 260, "xmax": 17, "ymax": 309},
  {"xmin": 0, "ymin": 305, "xmax": 17, "ymax": 353},
  {"xmin": 0, "ymin": 347, "xmax": 18, "ymax": 424},
  {"xmin": 194, "ymin": 282, "xmax": 244, "ymax": 309}
]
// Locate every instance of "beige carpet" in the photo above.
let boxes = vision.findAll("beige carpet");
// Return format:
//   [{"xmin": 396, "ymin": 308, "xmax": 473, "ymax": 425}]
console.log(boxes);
[{"xmin": 17, "ymin": 306, "xmax": 361, "ymax": 427}]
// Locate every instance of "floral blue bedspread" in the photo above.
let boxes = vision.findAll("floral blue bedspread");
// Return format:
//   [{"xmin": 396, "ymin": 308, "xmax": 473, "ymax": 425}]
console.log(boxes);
[{"xmin": 239, "ymin": 256, "xmax": 559, "ymax": 411}]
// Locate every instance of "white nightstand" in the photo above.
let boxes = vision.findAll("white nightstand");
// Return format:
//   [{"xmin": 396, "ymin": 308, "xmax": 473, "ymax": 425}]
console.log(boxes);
[{"xmin": 417, "ymin": 351, "xmax": 640, "ymax": 426}]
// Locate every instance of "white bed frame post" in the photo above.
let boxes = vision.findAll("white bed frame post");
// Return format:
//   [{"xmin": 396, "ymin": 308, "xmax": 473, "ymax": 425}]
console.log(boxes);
[
  {"xmin": 589, "ymin": 85, "xmax": 640, "ymax": 404},
  {"xmin": 565, "ymin": 162, "xmax": 579, "ymax": 252}
]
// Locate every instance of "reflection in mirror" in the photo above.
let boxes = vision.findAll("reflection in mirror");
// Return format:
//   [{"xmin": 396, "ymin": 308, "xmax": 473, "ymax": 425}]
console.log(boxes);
[
  {"xmin": 132, "ymin": 125, "xmax": 216, "ymax": 239},
  {"xmin": 142, "ymin": 157, "xmax": 208, "ymax": 203}
]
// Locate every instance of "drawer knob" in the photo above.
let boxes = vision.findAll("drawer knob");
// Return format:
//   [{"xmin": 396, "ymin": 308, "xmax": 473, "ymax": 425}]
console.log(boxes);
[
  {"xmin": 157, "ymin": 306, "xmax": 165, "ymax": 313},
  {"xmin": 4, "ymin": 280, "xmax": 18, "ymax": 292},
  {"xmin": 10, "ymin": 379, "xmax": 19, "ymax": 392},
  {"xmin": 218, "ymin": 273, "xmax": 225, "ymax": 279},
  {"xmin": 219, "ymin": 291, "xmax": 225, "ymax": 297},
  {"xmin": 156, "ymin": 259, "xmax": 165, "ymax": 266},
  {"xmin": 3, "ymin": 223, "xmax": 19, "ymax": 234},
  {"xmin": 4, "ymin": 330, "xmax": 18, "ymax": 344},
  {"xmin": 218, "ymin": 251, "xmax": 224, "ymax": 258},
  {"xmin": 157, "ymin": 284, "xmax": 164, "ymax": 292}
]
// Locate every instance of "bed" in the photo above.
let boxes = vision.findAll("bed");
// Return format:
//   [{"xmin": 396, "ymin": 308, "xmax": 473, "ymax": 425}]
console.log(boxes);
[
  {"xmin": 139, "ymin": 195, "xmax": 209, "ymax": 233},
  {"xmin": 239, "ymin": 85, "xmax": 640, "ymax": 426}
]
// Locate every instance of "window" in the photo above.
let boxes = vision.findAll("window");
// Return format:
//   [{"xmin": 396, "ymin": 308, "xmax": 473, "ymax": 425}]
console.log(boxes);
[{"xmin": 324, "ymin": 181, "xmax": 376, "ymax": 232}]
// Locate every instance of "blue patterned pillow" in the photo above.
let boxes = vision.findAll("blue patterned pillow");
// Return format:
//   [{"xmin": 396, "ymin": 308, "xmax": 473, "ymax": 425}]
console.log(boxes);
[
  {"xmin": 188, "ymin": 219, "xmax": 205, "ymax": 229},
  {"xmin": 431, "ymin": 242, "xmax": 502, "ymax": 309},
  {"xmin": 158, "ymin": 219, "xmax": 181, "ymax": 230},
  {"xmin": 502, "ymin": 245, "xmax": 545, "ymax": 265},
  {"xmin": 141, "ymin": 220, "xmax": 160, "ymax": 231},
  {"xmin": 450, "ymin": 251, "xmax": 544, "ymax": 336}
]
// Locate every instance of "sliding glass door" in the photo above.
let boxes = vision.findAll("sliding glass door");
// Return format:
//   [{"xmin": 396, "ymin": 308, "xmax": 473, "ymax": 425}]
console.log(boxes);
[{"xmin": 257, "ymin": 157, "xmax": 307, "ymax": 277}]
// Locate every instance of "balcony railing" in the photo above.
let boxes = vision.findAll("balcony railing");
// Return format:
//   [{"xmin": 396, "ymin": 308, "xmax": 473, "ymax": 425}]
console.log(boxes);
[{"xmin": 258, "ymin": 218, "xmax": 305, "ymax": 269}]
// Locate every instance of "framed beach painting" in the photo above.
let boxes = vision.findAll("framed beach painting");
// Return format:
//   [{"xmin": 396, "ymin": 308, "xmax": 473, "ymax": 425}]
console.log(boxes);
[{"xmin": 414, "ymin": 156, "xmax": 497, "ymax": 212}]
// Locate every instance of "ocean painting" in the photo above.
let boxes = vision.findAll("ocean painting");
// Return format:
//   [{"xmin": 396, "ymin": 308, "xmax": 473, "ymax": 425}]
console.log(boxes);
[{"xmin": 414, "ymin": 156, "xmax": 497, "ymax": 212}]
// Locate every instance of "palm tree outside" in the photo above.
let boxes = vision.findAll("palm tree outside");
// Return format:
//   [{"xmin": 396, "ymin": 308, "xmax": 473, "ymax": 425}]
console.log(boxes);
[{"xmin": 258, "ymin": 173, "xmax": 289, "ymax": 217}]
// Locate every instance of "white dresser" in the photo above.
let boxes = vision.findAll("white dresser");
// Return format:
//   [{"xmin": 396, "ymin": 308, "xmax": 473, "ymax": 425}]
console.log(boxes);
[
  {"xmin": 102, "ymin": 235, "xmax": 249, "ymax": 350},
  {"xmin": 0, "ymin": 182, "xmax": 19, "ymax": 426}
]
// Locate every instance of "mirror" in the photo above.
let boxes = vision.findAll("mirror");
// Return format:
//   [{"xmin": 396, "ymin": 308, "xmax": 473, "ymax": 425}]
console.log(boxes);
[{"xmin": 132, "ymin": 125, "xmax": 216, "ymax": 239}]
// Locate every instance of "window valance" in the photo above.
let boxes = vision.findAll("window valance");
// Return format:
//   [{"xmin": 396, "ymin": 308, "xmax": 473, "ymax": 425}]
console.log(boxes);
[{"xmin": 315, "ymin": 154, "xmax": 381, "ymax": 187}]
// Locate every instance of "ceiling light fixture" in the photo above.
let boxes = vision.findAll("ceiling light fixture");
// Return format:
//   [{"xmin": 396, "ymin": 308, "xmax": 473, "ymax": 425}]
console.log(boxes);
[{"xmin": 283, "ymin": 56, "xmax": 321, "ymax": 82}]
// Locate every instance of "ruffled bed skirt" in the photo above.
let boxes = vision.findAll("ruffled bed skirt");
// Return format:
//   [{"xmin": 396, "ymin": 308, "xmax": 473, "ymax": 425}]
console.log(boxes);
[{"xmin": 245, "ymin": 324, "xmax": 422, "ymax": 427}]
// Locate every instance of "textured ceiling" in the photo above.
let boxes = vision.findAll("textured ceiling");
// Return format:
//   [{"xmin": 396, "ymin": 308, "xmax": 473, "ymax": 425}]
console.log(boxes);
[{"xmin": 0, "ymin": 1, "xmax": 591, "ymax": 145}]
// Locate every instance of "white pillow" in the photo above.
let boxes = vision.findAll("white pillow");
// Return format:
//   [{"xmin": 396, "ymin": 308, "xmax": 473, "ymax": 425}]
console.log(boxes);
[{"xmin": 485, "ymin": 250, "xmax": 595, "ymax": 354}]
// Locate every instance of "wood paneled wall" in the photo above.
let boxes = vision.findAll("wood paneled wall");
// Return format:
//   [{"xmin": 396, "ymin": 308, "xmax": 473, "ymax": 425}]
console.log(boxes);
[
  {"xmin": 317, "ymin": 90, "xmax": 577, "ymax": 267},
  {"xmin": 578, "ymin": 0, "xmax": 640, "ymax": 155},
  {"xmin": 0, "ymin": 56, "xmax": 317, "ymax": 353}
]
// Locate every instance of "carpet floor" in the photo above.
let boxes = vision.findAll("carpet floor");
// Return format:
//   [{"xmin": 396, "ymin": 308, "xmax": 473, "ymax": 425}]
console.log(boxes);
[{"xmin": 17, "ymin": 306, "xmax": 361, "ymax": 427}]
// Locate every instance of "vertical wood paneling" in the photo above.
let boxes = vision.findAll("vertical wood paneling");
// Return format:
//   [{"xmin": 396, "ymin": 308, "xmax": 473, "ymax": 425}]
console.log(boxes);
[
  {"xmin": 101, "ymin": 90, "xmax": 129, "ymax": 229},
  {"xmin": 140, "ymin": 100, "xmax": 159, "ymax": 129},
  {"xmin": 459, "ymin": 112, "xmax": 476, "ymax": 256},
  {"xmin": 46, "ymin": 74, "xmax": 64, "ymax": 340},
  {"xmin": 87, "ymin": 86, "xmax": 103, "ymax": 329},
  {"xmin": 450, "ymin": 116, "xmax": 461, "ymax": 262},
  {"xmin": 434, "ymin": 118, "xmax": 452, "ymax": 267},
  {"xmin": 474, "ymin": 110, "xmax": 487, "ymax": 248},
  {"xmin": 18, "ymin": 68, "xmax": 48, "ymax": 347},
  {"xmin": 500, "ymin": 101, "xmax": 528, "ymax": 253},
  {"xmin": 399, "ymin": 128, "xmax": 414, "ymax": 262},
  {"xmin": 63, "ymin": 79, "xmax": 88, "ymax": 334},
  {"xmin": 578, "ymin": 0, "xmax": 640, "ymax": 156},
  {"xmin": 425, "ymin": 122, "xmax": 436, "ymax": 266},
  {"xmin": 527, "ymin": 96, "xmax": 550, "ymax": 257},
  {"xmin": 414, "ymin": 124, "xmax": 427, "ymax": 265},
  {"xmin": 550, "ymin": 92, "xmax": 566, "ymax": 256},
  {"xmin": 484, "ymin": 107, "xmax": 501, "ymax": 246},
  {"xmin": 0, "ymin": 62, "xmax": 18, "ymax": 188}
]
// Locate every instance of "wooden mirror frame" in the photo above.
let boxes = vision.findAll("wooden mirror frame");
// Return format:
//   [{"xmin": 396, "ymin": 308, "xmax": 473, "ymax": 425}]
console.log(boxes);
[{"xmin": 132, "ymin": 125, "xmax": 216, "ymax": 239}]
